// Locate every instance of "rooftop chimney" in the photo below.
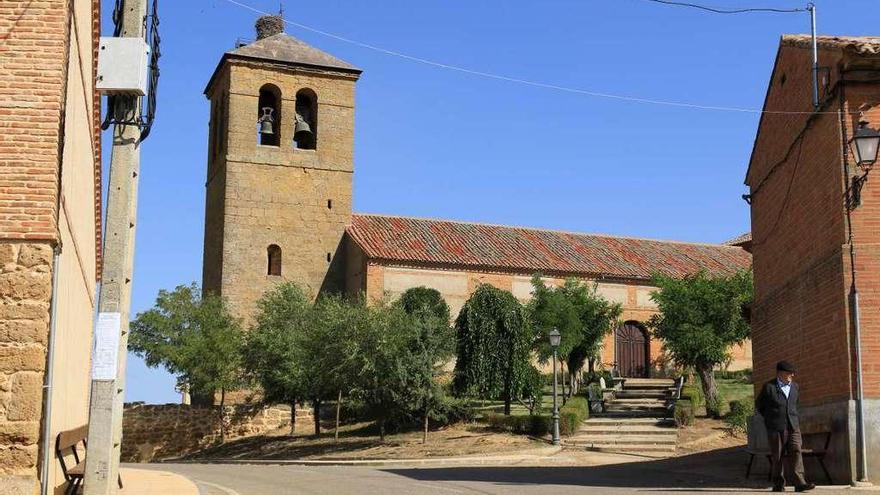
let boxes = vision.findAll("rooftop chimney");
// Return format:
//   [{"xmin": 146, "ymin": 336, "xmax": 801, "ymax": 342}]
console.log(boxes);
[{"xmin": 256, "ymin": 15, "xmax": 284, "ymax": 40}]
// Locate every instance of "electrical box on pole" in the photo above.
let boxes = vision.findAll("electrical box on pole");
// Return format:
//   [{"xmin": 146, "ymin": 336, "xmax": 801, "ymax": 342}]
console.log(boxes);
[{"xmin": 97, "ymin": 38, "xmax": 151, "ymax": 95}]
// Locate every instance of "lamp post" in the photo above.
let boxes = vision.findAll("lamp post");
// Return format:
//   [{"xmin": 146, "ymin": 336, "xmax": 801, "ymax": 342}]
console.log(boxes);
[
  {"xmin": 847, "ymin": 120, "xmax": 880, "ymax": 485},
  {"xmin": 853, "ymin": 120, "xmax": 880, "ymax": 168},
  {"xmin": 549, "ymin": 328, "xmax": 562, "ymax": 446}
]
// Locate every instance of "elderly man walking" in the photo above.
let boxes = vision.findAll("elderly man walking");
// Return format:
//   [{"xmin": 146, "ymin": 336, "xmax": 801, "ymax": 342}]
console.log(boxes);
[{"xmin": 756, "ymin": 361, "xmax": 815, "ymax": 492}]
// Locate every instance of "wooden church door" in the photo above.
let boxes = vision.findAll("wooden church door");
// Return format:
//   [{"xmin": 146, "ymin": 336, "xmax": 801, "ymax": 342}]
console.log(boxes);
[{"xmin": 615, "ymin": 322, "xmax": 649, "ymax": 378}]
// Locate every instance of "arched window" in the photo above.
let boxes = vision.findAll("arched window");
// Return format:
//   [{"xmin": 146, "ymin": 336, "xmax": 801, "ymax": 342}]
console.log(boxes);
[
  {"xmin": 293, "ymin": 88, "xmax": 317, "ymax": 150},
  {"xmin": 267, "ymin": 244, "xmax": 282, "ymax": 276},
  {"xmin": 257, "ymin": 84, "xmax": 281, "ymax": 146}
]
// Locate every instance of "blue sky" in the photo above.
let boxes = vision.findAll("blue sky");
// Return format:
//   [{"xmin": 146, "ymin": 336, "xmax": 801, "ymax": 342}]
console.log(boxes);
[{"xmin": 114, "ymin": 0, "xmax": 880, "ymax": 403}]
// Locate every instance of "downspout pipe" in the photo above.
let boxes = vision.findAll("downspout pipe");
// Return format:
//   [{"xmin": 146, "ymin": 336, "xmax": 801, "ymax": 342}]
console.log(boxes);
[{"xmin": 40, "ymin": 246, "xmax": 62, "ymax": 495}]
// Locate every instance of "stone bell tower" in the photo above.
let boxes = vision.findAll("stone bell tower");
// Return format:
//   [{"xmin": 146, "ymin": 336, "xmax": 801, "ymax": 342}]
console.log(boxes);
[{"xmin": 202, "ymin": 15, "xmax": 361, "ymax": 320}]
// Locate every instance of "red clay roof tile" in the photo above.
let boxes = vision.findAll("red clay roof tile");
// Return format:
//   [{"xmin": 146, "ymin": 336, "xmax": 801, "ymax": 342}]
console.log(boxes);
[{"xmin": 347, "ymin": 214, "xmax": 751, "ymax": 281}]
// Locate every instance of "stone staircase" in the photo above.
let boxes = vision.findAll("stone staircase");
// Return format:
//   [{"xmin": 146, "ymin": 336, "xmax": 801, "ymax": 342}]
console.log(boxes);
[{"xmin": 568, "ymin": 378, "xmax": 678, "ymax": 455}]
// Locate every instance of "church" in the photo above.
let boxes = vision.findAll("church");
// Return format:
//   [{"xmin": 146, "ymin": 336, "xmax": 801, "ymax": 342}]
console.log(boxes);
[{"xmin": 201, "ymin": 15, "xmax": 752, "ymax": 378}]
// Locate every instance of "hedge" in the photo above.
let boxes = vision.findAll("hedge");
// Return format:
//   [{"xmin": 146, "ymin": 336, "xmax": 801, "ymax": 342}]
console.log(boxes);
[
  {"xmin": 681, "ymin": 384, "xmax": 704, "ymax": 411},
  {"xmin": 485, "ymin": 413, "xmax": 552, "ymax": 436},
  {"xmin": 674, "ymin": 400, "xmax": 695, "ymax": 427},
  {"xmin": 725, "ymin": 399, "xmax": 754, "ymax": 435},
  {"xmin": 485, "ymin": 396, "xmax": 589, "ymax": 438},
  {"xmin": 558, "ymin": 396, "xmax": 589, "ymax": 436}
]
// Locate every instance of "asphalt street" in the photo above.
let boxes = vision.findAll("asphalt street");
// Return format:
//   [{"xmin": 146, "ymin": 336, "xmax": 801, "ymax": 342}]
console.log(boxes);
[{"xmin": 131, "ymin": 459, "xmax": 860, "ymax": 495}]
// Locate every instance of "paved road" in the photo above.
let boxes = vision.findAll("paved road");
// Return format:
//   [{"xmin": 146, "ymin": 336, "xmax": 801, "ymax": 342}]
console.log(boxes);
[{"xmin": 130, "ymin": 460, "xmax": 857, "ymax": 495}]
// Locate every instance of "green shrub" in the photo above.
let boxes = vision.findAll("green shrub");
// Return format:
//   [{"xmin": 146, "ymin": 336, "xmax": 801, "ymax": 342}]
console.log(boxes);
[
  {"xmin": 681, "ymin": 384, "xmax": 704, "ymax": 411},
  {"xmin": 674, "ymin": 400, "xmax": 695, "ymax": 428},
  {"xmin": 430, "ymin": 396, "xmax": 475, "ymax": 425},
  {"xmin": 706, "ymin": 390, "xmax": 725, "ymax": 419},
  {"xmin": 725, "ymin": 399, "xmax": 754, "ymax": 435},
  {"xmin": 484, "ymin": 413, "xmax": 552, "ymax": 436},
  {"xmin": 716, "ymin": 368, "xmax": 753, "ymax": 382},
  {"xmin": 558, "ymin": 396, "xmax": 589, "ymax": 436},
  {"xmin": 582, "ymin": 370, "xmax": 614, "ymax": 387}
]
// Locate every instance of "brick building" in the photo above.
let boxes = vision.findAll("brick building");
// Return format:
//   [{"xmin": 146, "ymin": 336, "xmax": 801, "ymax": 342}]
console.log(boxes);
[
  {"xmin": 746, "ymin": 35, "xmax": 880, "ymax": 483},
  {"xmin": 0, "ymin": 0, "xmax": 102, "ymax": 493},
  {"xmin": 202, "ymin": 16, "xmax": 752, "ymax": 382}
]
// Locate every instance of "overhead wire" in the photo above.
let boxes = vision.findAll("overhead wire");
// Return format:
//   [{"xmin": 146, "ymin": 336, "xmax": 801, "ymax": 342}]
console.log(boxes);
[
  {"xmin": 221, "ymin": 0, "xmax": 848, "ymax": 116},
  {"xmin": 637, "ymin": 0, "xmax": 807, "ymax": 15}
]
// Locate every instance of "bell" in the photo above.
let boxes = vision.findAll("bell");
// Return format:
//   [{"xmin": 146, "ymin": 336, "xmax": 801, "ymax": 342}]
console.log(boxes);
[
  {"xmin": 258, "ymin": 107, "xmax": 275, "ymax": 135},
  {"xmin": 294, "ymin": 117, "xmax": 312, "ymax": 139},
  {"xmin": 259, "ymin": 118, "xmax": 274, "ymax": 136}
]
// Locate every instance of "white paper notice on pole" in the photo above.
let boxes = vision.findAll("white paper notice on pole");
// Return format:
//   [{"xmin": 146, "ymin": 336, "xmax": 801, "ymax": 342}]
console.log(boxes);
[{"xmin": 92, "ymin": 312, "xmax": 121, "ymax": 380}]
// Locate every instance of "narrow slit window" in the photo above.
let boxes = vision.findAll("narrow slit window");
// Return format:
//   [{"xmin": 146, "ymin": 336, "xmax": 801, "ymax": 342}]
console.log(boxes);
[
  {"xmin": 327, "ymin": 199, "xmax": 332, "ymax": 210},
  {"xmin": 268, "ymin": 244, "xmax": 282, "ymax": 276}
]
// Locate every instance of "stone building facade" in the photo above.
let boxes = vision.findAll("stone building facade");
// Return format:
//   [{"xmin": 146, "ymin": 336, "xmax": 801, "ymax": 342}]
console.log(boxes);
[
  {"xmin": 202, "ymin": 17, "xmax": 361, "ymax": 324},
  {"xmin": 202, "ymin": 16, "xmax": 752, "ymax": 383},
  {"xmin": 0, "ymin": 0, "xmax": 102, "ymax": 493},
  {"xmin": 746, "ymin": 35, "xmax": 880, "ymax": 483}
]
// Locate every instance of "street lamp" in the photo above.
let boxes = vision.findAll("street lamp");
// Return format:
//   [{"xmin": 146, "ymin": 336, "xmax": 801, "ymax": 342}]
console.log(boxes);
[
  {"xmin": 549, "ymin": 328, "xmax": 562, "ymax": 446},
  {"xmin": 852, "ymin": 120, "xmax": 880, "ymax": 169},
  {"xmin": 847, "ymin": 118, "xmax": 879, "ymax": 485}
]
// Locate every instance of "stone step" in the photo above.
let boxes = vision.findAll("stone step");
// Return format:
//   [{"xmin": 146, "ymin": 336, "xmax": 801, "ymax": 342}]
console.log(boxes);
[
  {"xmin": 615, "ymin": 391, "xmax": 667, "ymax": 399},
  {"xmin": 584, "ymin": 417, "xmax": 675, "ymax": 427},
  {"xmin": 605, "ymin": 405, "xmax": 668, "ymax": 412},
  {"xmin": 593, "ymin": 410, "xmax": 671, "ymax": 419},
  {"xmin": 568, "ymin": 442, "xmax": 677, "ymax": 453},
  {"xmin": 612, "ymin": 398, "xmax": 667, "ymax": 405},
  {"xmin": 568, "ymin": 435, "xmax": 678, "ymax": 445},
  {"xmin": 578, "ymin": 425, "xmax": 677, "ymax": 436},
  {"xmin": 623, "ymin": 378, "xmax": 675, "ymax": 386}
]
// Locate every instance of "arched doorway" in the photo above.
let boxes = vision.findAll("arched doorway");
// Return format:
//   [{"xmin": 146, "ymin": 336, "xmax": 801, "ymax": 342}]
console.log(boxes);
[{"xmin": 616, "ymin": 322, "xmax": 650, "ymax": 378}]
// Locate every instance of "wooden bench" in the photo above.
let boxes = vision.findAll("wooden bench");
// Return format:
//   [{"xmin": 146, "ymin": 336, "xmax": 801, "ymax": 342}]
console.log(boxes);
[
  {"xmin": 744, "ymin": 416, "xmax": 833, "ymax": 484},
  {"xmin": 56, "ymin": 425, "xmax": 123, "ymax": 495}
]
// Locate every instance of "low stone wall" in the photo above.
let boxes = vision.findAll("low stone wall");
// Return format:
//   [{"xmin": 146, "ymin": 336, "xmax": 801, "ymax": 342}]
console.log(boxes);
[{"xmin": 121, "ymin": 402, "xmax": 313, "ymax": 462}]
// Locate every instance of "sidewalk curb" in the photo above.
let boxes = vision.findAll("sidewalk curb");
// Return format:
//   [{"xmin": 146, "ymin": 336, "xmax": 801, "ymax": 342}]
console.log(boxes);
[{"xmin": 162, "ymin": 445, "xmax": 564, "ymax": 467}]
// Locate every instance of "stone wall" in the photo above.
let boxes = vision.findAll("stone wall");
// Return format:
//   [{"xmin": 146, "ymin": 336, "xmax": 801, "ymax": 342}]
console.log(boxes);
[
  {"xmin": 121, "ymin": 403, "xmax": 313, "ymax": 462},
  {"xmin": 202, "ymin": 55, "xmax": 359, "ymax": 323},
  {"xmin": 0, "ymin": 242, "xmax": 52, "ymax": 491}
]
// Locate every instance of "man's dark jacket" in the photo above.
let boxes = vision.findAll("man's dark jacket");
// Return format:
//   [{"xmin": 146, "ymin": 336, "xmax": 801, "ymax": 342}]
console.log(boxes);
[{"xmin": 756, "ymin": 379, "xmax": 800, "ymax": 432}]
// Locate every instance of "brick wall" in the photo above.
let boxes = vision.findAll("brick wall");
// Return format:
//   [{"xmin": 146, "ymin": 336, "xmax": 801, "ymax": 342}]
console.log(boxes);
[
  {"xmin": 121, "ymin": 403, "xmax": 313, "ymax": 462},
  {"xmin": 0, "ymin": 0, "xmax": 70, "ymax": 242},
  {"xmin": 748, "ymin": 40, "xmax": 880, "ymax": 405},
  {"xmin": 747, "ymin": 43, "xmax": 853, "ymax": 404}
]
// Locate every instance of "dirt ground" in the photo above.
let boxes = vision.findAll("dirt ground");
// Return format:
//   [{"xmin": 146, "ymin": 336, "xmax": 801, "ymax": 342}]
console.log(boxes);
[
  {"xmin": 185, "ymin": 421, "xmax": 545, "ymax": 461},
  {"xmin": 677, "ymin": 418, "xmax": 745, "ymax": 454}
]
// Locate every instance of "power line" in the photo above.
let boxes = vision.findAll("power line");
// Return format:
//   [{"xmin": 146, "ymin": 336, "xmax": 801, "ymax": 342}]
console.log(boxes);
[
  {"xmin": 222, "ymin": 0, "xmax": 843, "ymax": 116},
  {"xmin": 638, "ymin": 0, "xmax": 808, "ymax": 15}
]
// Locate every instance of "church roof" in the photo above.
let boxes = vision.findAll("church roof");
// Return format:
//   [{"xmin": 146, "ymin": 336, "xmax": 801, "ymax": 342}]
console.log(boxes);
[
  {"xmin": 347, "ymin": 214, "xmax": 752, "ymax": 282},
  {"xmin": 781, "ymin": 35, "xmax": 880, "ymax": 56},
  {"xmin": 226, "ymin": 33, "xmax": 361, "ymax": 74}
]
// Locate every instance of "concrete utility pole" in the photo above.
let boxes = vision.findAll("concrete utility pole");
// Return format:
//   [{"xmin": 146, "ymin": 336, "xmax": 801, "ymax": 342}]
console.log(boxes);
[{"xmin": 84, "ymin": 0, "xmax": 148, "ymax": 493}]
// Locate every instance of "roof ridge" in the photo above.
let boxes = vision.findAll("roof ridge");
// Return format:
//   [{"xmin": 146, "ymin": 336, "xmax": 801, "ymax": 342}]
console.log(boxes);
[{"xmin": 351, "ymin": 212, "xmax": 745, "ymax": 250}]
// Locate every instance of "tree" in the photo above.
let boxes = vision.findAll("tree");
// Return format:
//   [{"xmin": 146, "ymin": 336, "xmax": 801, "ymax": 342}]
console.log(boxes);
[
  {"xmin": 394, "ymin": 287, "xmax": 454, "ymax": 442},
  {"xmin": 452, "ymin": 284, "xmax": 532, "ymax": 415},
  {"xmin": 245, "ymin": 282, "xmax": 312, "ymax": 434},
  {"xmin": 395, "ymin": 286, "xmax": 451, "ymax": 325},
  {"xmin": 648, "ymin": 269, "xmax": 753, "ymax": 418},
  {"xmin": 130, "ymin": 284, "xmax": 245, "ymax": 440},
  {"xmin": 529, "ymin": 276, "xmax": 621, "ymax": 396}
]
